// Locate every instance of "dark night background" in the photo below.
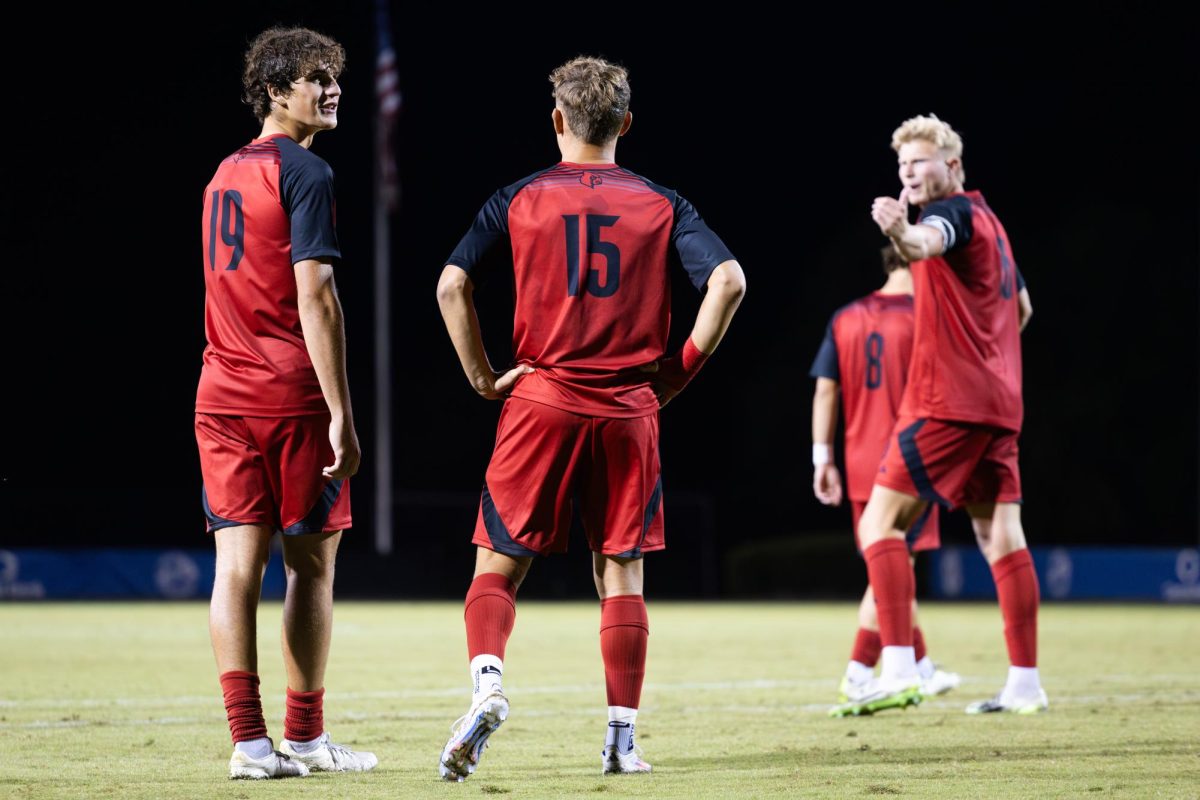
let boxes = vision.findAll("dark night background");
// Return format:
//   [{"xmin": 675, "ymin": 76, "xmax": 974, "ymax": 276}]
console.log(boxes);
[{"xmin": 3, "ymin": 4, "xmax": 1197, "ymax": 597}]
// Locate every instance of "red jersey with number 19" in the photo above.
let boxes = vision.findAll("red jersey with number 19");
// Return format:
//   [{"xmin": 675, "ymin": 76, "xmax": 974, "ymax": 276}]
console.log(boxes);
[
  {"xmin": 810, "ymin": 293, "xmax": 916, "ymax": 502},
  {"xmin": 445, "ymin": 162, "xmax": 734, "ymax": 418},
  {"xmin": 903, "ymin": 190, "xmax": 1023, "ymax": 431},
  {"xmin": 195, "ymin": 133, "xmax": 341, "ymax": 417}
]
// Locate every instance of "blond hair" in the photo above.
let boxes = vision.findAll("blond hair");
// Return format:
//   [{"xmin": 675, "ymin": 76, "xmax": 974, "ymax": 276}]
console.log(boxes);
[
  {"xmin": 549, "ymin": 56, "xmax": 630, "ymax": 146},
  {"xmin": 891, "ymin": 113, "xmax": 965, "ymax": 184}
]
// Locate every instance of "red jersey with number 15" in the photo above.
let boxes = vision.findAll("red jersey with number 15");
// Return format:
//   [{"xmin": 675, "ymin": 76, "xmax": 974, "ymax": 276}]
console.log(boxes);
[
  {"xmin": 810, "ymin": 292, "xmax": 916, "ymax": 502},
  {"xmin": 196, "ymin": 133, "xmax": 341, "ymax": 417},
  {"xmin": 903, "ymin": 190, "xmax": 1024, "ymax": 431},
  {"xmin": 446, "ymin": 162, "xmax": 734, "ymax": 418}
]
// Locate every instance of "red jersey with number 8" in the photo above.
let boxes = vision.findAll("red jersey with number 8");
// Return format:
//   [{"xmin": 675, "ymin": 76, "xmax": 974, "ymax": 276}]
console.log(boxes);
[
  {"xmin": 196, "ymin": 133, "xmax": 340, "ymax": 417},
  {"xmin": 810, "ymin": 293, "xmax": 917, "ymax": 502}
]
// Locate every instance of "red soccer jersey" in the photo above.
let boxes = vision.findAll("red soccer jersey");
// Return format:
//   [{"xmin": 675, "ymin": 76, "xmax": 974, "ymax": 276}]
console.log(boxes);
[
  {"xmin": 810, "ymin": 292, "xmax": 916, "ymax": 502},
  {"xmin": 902, "ymin": 190, "xmax": 1023, "ymax": 431},
  {"xmin": 195, "ymin": 134, "xmax": 341, "ymax": 417},
  {"xmin": 446, "ymin": 162, "xmax": 734, "ymax": 418}
]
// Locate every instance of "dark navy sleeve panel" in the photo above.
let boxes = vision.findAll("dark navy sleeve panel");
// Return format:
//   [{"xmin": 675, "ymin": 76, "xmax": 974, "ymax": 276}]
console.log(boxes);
[
  {"xmin": 630, "ymin": 173, "xmax": 736, "ymax": 291},
  {"xmin": 444, "ymin": 190, "xmax": 508, "ymax": 279},
  {"xmin": 1016, "ymin": 267, "xmax": 1026, "ymax": 292},
  {"xmin": 671, "ymin": 194, "xmax": 736, "ymax": 290},
  {"xmin": 278, "ymin": 138, "xmax": 341, "ymax": 264},
  {"xmin": 444, "ymin": 167, "xmax": 555, "ymax": 279},
  {"xmin": 809, "ymin": 313, "xmax": 841, "ymax": 381},
  {"xmin": 918, "ymin": 195, "xmax": 974, "ymax": 255}
]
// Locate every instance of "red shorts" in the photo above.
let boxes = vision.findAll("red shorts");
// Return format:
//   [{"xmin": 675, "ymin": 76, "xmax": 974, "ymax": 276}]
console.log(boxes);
[
  {"xmin": 851, "ymin": 499, "xmax": 940, "ymax": 553},
  {"xmin": 876, "ymin": 416, "xmax": 1021, "ymax": 510},
  {"xmin": 195, "ymin": 413, "xmax": 351, "ymax": 535},
  {"xmin": 473, "ymin": 398, "xmax": 663, "ymax": 557}
]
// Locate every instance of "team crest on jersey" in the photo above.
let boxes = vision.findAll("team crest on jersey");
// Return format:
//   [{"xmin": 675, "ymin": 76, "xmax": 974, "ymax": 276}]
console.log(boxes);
[{"xmin": 580, "ymin": 172, "xmax": 604, "ymax": 189}]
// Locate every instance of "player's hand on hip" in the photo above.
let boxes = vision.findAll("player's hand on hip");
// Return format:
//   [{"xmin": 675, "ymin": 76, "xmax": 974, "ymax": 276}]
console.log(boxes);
[
  {"xmin": 813, "ymin": 463, "xmax": 843, "ymax": 506},
  {"xmin": 871, "ymin": 188, "xmax": 910, "ymax": 239},
  {"xmin": 323, "ymin": 415, "xmax": 361, "ymax": 479},
  {"xmin": 638, "ymin": 360, "xmax": 682, "ymax": 409},
  {"xmin": 485, "ymin": 364, "xmax": 534, "ymax": 400}
]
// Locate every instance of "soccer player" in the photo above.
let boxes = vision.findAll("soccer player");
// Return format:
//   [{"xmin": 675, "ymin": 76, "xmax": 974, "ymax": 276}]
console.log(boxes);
[
  {"xmin": 435, "ymin": 56, "xmax": 745, "ymax": 780},
  {"xmin": 810, "ymin": 246, "xmax": 961, "ymax": 706},
  {"xmin": 195, "ymin": 27, "xmax": 377, "ymax": 778},
  {"xmin": 832, "ymin": 114, "xmax": 1044, "ymax": 717}
]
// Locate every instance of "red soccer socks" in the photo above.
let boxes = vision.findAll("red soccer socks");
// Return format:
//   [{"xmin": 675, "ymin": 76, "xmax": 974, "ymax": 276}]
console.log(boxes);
[
  {"xmin": 284, "ymin": 687, "xmax": 325, "ymax": 743},
  {"xmin": 992, "ymin": 549, "xmax": 1039, "ymax": 667},
  {"xmin": 863, "ymin": 540, "xmax": 915, "ymax": 647},
  {"xmin": 912, "ymin": 625, "xmax": 928, "ymax": 663},
  {"xmin": 220, "ymin": 670, "xmax": 268, "ymax": 744},
  {"xmin": 850, "ymin": 627, "xmax": 882, "ymax": 667},
  {"xmin": 464, "ymin": 573, "xmax": 518, "ymax": 660},
  {"xmin": 600, "ymin": 595, "xmax": 649, "ymax": 709}
]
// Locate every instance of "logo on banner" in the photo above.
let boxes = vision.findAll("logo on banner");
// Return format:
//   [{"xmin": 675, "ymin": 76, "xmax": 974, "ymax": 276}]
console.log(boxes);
[
  {"xmin": 155, "ymin": 551, "xmax": 202, "ymax": 599},
  {"xmin": 0, "ymin": 550, "xmax": 46, "ymax": 599},
  {"xmin": 1163, "ymin": 549, "xmax": 1200, "ymax": 602},
  {"xmin": 1046, "ymin": 548, "xmax": 1073, "ymax": 599}
]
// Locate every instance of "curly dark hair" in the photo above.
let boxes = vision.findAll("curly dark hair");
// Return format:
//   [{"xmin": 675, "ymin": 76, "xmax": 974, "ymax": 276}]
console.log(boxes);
[
  {"xmin": 242, "ymin": 27, "xmax": 346, "ymax": 123},
  {"xmin": 549, "ymin": 56, "xmax": 630, "ymax": 146}
]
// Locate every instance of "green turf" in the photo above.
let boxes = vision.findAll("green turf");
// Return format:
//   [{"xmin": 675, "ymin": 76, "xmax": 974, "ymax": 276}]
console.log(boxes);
[{"xmin": 1, "ymin": 602, "xmax": 1197, "ymax": 799}]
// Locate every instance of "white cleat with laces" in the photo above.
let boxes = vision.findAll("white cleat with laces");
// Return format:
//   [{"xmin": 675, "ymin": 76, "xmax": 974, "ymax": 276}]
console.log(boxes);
[
  {"xmin": 920, "ymin": 668, "xmax": 962, "ymax": 698},
  {"xmin": 228, "ymin": 740, "xmax": 310, "ymax": 780},
  {"xmin": 601, "ymin": 721, "xmax": 652, "ymax": 774},
  {"xmin": 965, "ymin": 687, "xmax": 1049, "ymax": 715},
  {"xmin": 439, "ymin": 690, "xmax": 509, "ymax": 781},
  {"xmin": 280, "ymin": 732, "xmax": 379, "ymax": 772}
]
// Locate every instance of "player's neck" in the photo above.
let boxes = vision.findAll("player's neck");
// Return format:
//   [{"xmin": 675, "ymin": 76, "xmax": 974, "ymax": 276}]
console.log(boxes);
[
  {"xmin": 259, "ymin": 117, "xmax": 317, "ymax": 149},
  {"xmin": 557, "ymin": 139, "xmax": 617, "ymax": 165},
  {"xmin": 878, "ymin": 269, "xmax": 913, "ymax": 295}
]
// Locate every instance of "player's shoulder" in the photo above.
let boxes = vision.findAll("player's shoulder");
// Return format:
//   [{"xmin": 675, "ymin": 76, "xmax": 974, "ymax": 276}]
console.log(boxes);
[
  {"xmin": 276, "ymin": 137, "xmax": 334, "ymax": 176},
  {"xmin": 497, "ymin": 164, "xmax": 565, "ymax": 202},
  {"xmin": 219, "ymin": 137, "xmax": 284, "ymax": 169},
  {"xmin": 829, "ymin": 296, "xmax": 868, "ymax": 328},
  {"xmin": 918, "ymin": 192, "xmax": 973, "ymax": 221}
]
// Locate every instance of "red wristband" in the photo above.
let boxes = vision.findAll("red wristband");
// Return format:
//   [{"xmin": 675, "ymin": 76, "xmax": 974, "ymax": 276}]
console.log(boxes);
[
  {"xmin": 660, "ymin": 337, "xmax": 709, "ymax": 392},
  {"xmin": 680, "ymin": 337, "xmax": 709, "ymax": 377}
]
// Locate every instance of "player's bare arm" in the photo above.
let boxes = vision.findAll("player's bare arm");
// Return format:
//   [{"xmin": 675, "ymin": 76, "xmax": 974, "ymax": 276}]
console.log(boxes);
[
  {"xmin": 295, "ymin": 258, "xmax": 360, "ymax": 479},
  {"xmin": 436, "ymin": 264, "xmax": 533, "ymax": 400},
  {"xmin": 811, "ymin": 376, "xmax": 843, "ymax": 506},
  {"xmin": 1018, "ymin": 287, "xmax": 1033, "ymax": 331},
  {"xmin": 642, "ymin": 260, "xmax": 745, "ymax": 408},
  {"xmin": 871, "ymin": 191, "xmax": 945, "ymax": 263}
]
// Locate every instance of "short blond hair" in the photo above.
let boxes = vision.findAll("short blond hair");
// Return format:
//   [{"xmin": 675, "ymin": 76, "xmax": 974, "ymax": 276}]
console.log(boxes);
[
  {"xmin": 891, "ymin": 113, "xmax": 965, "ymax": 184},
  {"xmin": 549, "ymin": 56, "xmax": 630, "ymax": 146}
]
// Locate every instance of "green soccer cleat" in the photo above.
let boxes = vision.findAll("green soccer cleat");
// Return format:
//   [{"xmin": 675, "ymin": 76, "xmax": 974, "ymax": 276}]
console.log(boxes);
[{"xmin": 829, "ymin": 680, "xmax": 922, "ymax": 718}]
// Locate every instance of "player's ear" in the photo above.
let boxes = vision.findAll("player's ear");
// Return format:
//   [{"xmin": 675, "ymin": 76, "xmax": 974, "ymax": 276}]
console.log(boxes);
[
  {"xmin": 551, "ymin": 107, "xmax": 566, "ymax": 136},
  {"xmin": 618, "ymin": 111, "xmax": 632, "ymax": 137},
  {"xmin": 267, "ymin": 83, "xmax": 291, "ymax": 109}
]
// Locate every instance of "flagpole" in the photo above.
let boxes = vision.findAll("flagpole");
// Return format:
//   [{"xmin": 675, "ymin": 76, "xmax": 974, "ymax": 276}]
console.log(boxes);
[{"xmin": 373, "ymin": 0, "xmax": 400, "ymax": 556}]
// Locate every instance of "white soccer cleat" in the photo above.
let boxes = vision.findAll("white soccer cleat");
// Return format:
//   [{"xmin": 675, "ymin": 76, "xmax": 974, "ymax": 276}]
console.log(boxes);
[
  {"xmin": 439, "ymin": 690, "xmax": 509, "ymax": 781},
  {"xmin": 228, "ymin": 741, "xmax": 310, "ymax": 780},
  {"xmin": 965, "ymin": 687, "xmax": 1049, "ymax": 715},
  {"xmin": 601, "ymin": 722, "xmax": 651, "ymax": 774},
  {"xmin": 920, "ymin": 668, "xmax": 962, "ymax": 698},
  {"xmin": 838, "ymin": 673, "xmax": 874, "ymax": 704},
  {"xmin": 280, "ymin": 732, "xmax": 378, "ymax": 772}
]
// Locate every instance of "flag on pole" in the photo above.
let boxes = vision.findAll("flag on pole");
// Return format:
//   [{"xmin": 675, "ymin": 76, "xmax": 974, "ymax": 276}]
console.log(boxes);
[{"xmin": 375, "ymin": 0, "xmax": 401, "ymax": 212}]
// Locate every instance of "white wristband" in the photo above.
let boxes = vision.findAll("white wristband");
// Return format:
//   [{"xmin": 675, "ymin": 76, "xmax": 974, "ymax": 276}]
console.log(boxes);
[{"xmin": 813, "ymin": 443, "xmax": 832, "ymax": 466}]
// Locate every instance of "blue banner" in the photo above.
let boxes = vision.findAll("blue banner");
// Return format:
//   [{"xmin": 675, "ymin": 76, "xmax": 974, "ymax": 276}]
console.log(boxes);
[
  {"xmin": 929, "ymin": 546, "xmax": 1200, "ymax": 602},
  {"xmin": 0, "ymin": 548, "xmax": 286, "ymax": 600}
]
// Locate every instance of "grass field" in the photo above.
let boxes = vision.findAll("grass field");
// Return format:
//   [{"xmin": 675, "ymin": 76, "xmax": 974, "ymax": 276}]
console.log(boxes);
[{"xmin": 1, "ymin": 602, "xmax": 1198, "ymax": 799}]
